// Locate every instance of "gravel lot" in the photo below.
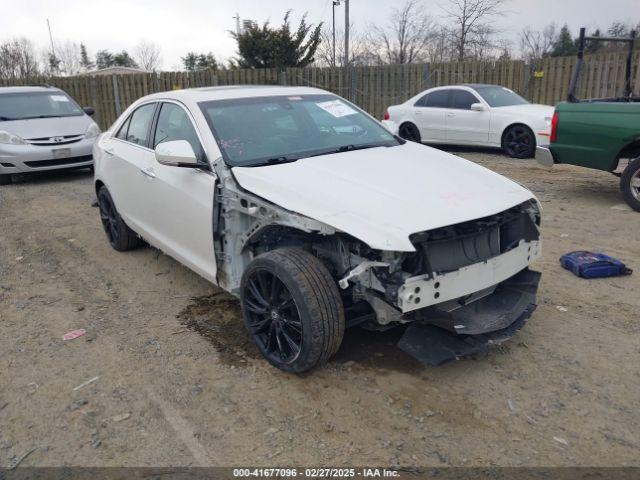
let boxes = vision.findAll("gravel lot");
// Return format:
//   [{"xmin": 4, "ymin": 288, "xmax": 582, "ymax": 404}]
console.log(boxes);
[{"xmin": 0, "ymin": 149, "xmax": 639, "ymax": 468}]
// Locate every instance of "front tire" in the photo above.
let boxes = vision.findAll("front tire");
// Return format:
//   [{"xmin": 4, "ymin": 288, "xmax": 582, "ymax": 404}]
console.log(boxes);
[
  {"xmin": 621, "ymin": 157, "xmax": 640, "ymax": 212},
  {"xmin": 0, "ymin": 174, "xmax": 11, "ymax": 186},
  {"xmin": 399, "ymin": 122, "xmax": 422, "ymax": 143},
  {"xmin": 240, "ymin": 248, "xmax": 345, "ymax": 373},
  {"xmin": 97, "ymin": 186, "xmax": 144, "ymax": 251},
  {"xmin": 503, "ymin": 125, "xmax": 536, "ymax": 159}
]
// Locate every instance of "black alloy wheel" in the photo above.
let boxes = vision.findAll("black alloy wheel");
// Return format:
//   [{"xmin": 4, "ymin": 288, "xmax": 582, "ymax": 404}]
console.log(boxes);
[
  {"xmin": 97, "ymin": 186, "xmax": 144, "ymax": 251},
  {"xmin": 399, "ymin": 123, "xmax": 421, "ymax": 143},
  {"xmin": 98, "ymin": 189, "xmax": 120, "ymax": 248},
  {"xmin": 243, "ymin": 268, "xmax": 303, "ymax": 365},
  {"xmin": 240, "ymin": 248, "xmax": 345, "ymax": 373},
  {"xmin": 504, "ymin": 125, "xmax": 536, "ymax": 159}
]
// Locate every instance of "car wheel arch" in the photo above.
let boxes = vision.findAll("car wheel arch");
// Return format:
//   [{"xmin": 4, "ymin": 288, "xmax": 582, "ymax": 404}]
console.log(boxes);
[
  {"xmin": 613, "ymin": 137, "xmax": 640, "ymax": 172},
  {"xmin": 94, "ymin": 179, "xmax": 105, "ymax": 197},
  {"xmin": 501, "ymin": 123, "xmax": 537, "ymax": 149}
]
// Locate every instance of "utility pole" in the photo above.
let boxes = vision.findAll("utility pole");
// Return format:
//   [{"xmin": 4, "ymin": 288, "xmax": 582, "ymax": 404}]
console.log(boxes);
[
  {"xmin": 46, "ymin": 19, "xmax": 56, "ymax": 57},
  {"xmin": 344, "ymin": 0, "xmax": 350, "ymax": 68},
  {"xmin": 46, "ymin": 19, "xmax": 58, "ymax": 74},
  {"xmin": 332, "ymin": 1, "xmax": 340, "ymax": 67},
  {"xmin": 233, "ymin": 13, "xmax": 241, "ymax": 36}
]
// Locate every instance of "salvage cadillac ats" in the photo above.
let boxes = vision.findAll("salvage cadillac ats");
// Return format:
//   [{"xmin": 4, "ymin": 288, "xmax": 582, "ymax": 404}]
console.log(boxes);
[{"xmin": 94, "ymin": 86, "xmax": 542, "ymax": 372}]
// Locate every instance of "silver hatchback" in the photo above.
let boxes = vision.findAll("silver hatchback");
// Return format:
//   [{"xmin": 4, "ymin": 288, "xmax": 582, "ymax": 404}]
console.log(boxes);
[{"xmin": 0, "ymin": 86, "xmax": 100, "ymax": 184}]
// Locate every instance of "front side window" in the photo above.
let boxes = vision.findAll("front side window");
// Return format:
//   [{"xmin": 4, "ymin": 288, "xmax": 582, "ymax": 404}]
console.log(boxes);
[
  {"xmin": 0, "ymin": 91, "xmax": 84, "ymax": 121},
  {"xmin": 450, "ymin": 90, "xmax": 480, "ymax": 110},
  {"xmin": 153, "ymin": 103, "xmax": 205, "ymax": 162},
  {"xmin": 199, "ymin": 94, "xmax": 399, "ymax": 167},
  {"xmin": 124, "ymin": 103, "xmax": 156, "ymax": 147},
  {"xmin": 115, "ymin": 116, "xmax": 131, "ymax": 141}
]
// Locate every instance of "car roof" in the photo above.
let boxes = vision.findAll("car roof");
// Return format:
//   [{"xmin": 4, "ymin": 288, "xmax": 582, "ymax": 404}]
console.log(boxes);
[
  {"xmin": 0, "ymin": 85, "xmax": 62, "ymax": 94},
  {"xmin": 459, "ymin": 83, "xmax": 500, "ymax": 90},
  {"xmin": 142, "ymin": 85, "xmax": 330, "ymax": 103}
]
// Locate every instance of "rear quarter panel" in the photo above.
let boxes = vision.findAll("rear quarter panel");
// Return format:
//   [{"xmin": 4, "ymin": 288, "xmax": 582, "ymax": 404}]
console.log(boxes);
[{"xmin": 551, "ymin": 101, "xmax": 640, "ymax": 171}]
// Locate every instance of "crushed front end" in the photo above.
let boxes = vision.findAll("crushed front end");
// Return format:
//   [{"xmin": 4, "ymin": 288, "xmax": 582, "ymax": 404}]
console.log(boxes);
[{"xmin": 340, "ymin": 200, "xmax": 542, "ymax": 366}]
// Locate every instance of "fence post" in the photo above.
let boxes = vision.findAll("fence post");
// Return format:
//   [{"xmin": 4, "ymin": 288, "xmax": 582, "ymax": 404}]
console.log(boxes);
[
  {"xmin": 423, "ymin": 63, "xmax": 432, "ymax": 90},
  {"xmin": 89, "ymin": 77, "xmax": 101, "ymax": 128},
  {"xmin": 350, "ymin": 67, "xmax": 357, "ymax": 103},
  {"xmin": 111, "ymin": 75, "xmax": 122, "ymax": 117},
  {"xmin": 279, "ymin": 70, "xmax": 287, "ymax": 86}
]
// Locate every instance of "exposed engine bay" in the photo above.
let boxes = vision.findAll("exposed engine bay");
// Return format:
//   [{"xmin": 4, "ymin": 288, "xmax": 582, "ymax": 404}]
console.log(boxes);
[{"xmin": 213, "ymin": 160, "xmax": 542, "ymax": 365}]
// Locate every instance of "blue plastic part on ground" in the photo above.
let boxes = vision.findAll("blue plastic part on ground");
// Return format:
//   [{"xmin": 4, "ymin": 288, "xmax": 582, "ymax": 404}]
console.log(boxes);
[{"xmin": 560, "ymin": 251, "xmax": 633, "ymax": 279}]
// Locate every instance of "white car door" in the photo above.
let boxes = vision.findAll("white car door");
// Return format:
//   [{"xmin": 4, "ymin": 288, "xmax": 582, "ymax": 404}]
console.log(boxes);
[
  {"xmin": 143, "ymin": 101, "xmax": 217, "ymax": 282},
  {"xmin": 105, "ymin": 102, "xmax": 158, "ymax": 236},
  {"xmin": 412, "ymin": 89, "xmax": 450, "ymax": 142},
  {"xmin": 445, "ymin": 89, "xmax": 491, "ymax": 145}
]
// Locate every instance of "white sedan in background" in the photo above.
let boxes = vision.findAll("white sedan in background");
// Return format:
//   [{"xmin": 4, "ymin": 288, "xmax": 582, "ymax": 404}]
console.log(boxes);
[{"xmin": 383, "ymin": 84, "xmax": 554, "ymax": 159}]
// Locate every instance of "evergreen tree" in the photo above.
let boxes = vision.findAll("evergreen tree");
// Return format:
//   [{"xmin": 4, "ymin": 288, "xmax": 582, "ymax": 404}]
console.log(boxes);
[
  {"xmin": 113, "ymin": 51, "xmax": 138, "ymax": 68},
  {"xmin": 182, "ymin": 52, "xmax": 218, "ymax": 71},
  {"xmin": 80, "ymin": 43, "xmax": 94, "ymax": 70},
  {"xmin": 550, "ymin": 24, "xmax": 578, "ymax": 57},
  {"xmin": 95, "ymin": 50, "xmax": 114, "ymax": 69},
  {"xmin": 231, "ymin": 11, "xmax": 322, "ymax": 69}
]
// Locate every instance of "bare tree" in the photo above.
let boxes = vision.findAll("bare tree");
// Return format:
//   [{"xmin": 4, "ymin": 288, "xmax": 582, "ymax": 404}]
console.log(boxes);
[
  {"xmin": 0, "ymin": 38, "xmax": 40, "ymax": 80},
  {"xmin": 316, "ymin": 26, "xmax": 374, "ymax": 66},
  {"xmin": 440, "ymin": 0, "xmax": 504, "ymax": 61},
  {"xmin": 367, "ymin": 0, "xmax": 436, "ymax": 64},
  {"xmin": 55, "ymin": 41, "xmax": 83, "ymax": 76},
  {"xmin": 135, "ymin": 40, "xmax": 162, "ymax": 71},
  {"xmin": 519, "ymin": 24, "xmax": 558, "ymax": 63}
]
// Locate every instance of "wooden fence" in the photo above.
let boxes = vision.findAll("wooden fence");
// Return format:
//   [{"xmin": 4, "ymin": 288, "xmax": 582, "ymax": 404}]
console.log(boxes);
[{"xmin": 2, "ymin": 51, "xmax": 639, "ymax": 130}]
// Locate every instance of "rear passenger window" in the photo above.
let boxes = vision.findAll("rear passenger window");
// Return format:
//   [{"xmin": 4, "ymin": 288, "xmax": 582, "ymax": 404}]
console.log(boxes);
[
  {"xmin": 125, "ymin": 103, "xmax": 156, "ymax": 147},
  {"xmin": 417, "ymin": 90, "xmax": 450, "ymax": 108},
  {"xmin": 450, "ymin": 90, "xmax": 480, "ymax": 110}
]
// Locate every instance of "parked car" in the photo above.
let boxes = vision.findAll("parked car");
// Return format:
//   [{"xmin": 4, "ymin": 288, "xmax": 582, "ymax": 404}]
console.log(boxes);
[
  {"xmin": 94, "ymin": 86, "xmax": 542, "ymax": 372},
  {"xmin": 382, "ymin": 84, "xmax": 554, "ymax": 159},
  {"xmin": 0, "ymin": 86, "xmax": 99, "ymax": 185},
  {"xmin": 537, "ymin": 27, "xmax": 640, "ymax": 211}
]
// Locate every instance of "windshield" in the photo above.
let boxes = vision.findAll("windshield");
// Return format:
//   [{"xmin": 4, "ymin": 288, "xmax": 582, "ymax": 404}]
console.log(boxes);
[
  {"xmin": 474, "ymin": 86, "xmax": 529, "ymax": 108},
  {"xmin": 199, "ymin": 94, "xmax": 400, "ymax": 167},
  {"xmin": 0, "ymin": 91, "xmax": 84, "ymax": 121}
]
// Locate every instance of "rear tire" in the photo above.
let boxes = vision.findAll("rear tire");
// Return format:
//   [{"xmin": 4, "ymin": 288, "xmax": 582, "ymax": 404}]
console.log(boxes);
[
  {"xmin": 97, "ymin": 186, "xmax": 144, "ymax": 251},
  {"xmin": 621, "ymin": 157, "xmax": 640, "ymax": 212},
  {"xmin": 503, "ymin": 125, "xmax": 536, "ymax": 159},
  {"xmin": 399, "ymin": 123, "xmax": 422, "ymax": 143},
  {"xmin": 0, "ymin": 174, "xmax": 11, "ymax": 186},
  {"xmin": 240, "ymin": 248, "xmax": 345, "ymax": 373}
]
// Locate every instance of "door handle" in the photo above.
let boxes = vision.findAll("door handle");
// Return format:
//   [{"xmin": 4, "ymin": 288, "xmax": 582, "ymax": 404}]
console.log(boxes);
[
  {"xmin": 140, "ymin": 167, "xmax": 156, "ymax": 179},
  {"xmin": 446, "ymin": 112, "xmax": 456, "ymax": 117},
  {"xmin": 104, "ymin": 147, "xmax": 114, "ymax": 156}
]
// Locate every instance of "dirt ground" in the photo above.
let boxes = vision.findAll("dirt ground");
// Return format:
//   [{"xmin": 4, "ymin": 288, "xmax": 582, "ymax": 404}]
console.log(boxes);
[{"xmin": 1, "ymin": 150, "xmax": 639, "ymax": 469}]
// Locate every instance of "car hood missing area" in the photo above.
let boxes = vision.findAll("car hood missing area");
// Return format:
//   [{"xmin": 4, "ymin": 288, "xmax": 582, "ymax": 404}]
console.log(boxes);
[{"xmin": 232, "ymin": 141, "xmax": 535, "ymax": 252}]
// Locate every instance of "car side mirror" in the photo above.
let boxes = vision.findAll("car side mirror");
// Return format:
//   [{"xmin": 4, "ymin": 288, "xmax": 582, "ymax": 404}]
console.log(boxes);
[
  {"xmin": 155, "ymin": 140, "xmax": 199, "ymax": 167},
  {"xmin": 470, "ymin": 103, "xmax": 485, "ymax": 112},
  {"xmin": 83, "ymin": 107, "xmax": 95, "ymax": 116}
]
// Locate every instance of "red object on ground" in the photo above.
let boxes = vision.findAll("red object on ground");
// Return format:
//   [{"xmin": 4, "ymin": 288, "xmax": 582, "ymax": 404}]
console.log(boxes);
[{"xmin": 63, "ymin": 329, "xmax": 86, "ymax": 341}]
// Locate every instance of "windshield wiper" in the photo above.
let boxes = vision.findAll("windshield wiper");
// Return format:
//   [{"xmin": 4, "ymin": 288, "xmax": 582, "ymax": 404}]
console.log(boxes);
[
  {"xmin": 0, "ymin": 116, "xmax": 16, "ymax": 121},
  {"xmin": 19, "ymin": 115, "xmax": 67, "ymax": 120},
  {"xmin": 309, "ymin": 143, "xmax": 388, "ymax": 158},
  {"xmin": 262, "ymin": 156, "xmax": 299, "ymax": 165}
]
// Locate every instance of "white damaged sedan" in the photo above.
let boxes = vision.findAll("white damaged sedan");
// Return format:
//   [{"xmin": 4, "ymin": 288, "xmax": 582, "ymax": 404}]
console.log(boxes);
[{"xmin": 94, "ymin": 86, "xmax": 542, "ymax": 372}]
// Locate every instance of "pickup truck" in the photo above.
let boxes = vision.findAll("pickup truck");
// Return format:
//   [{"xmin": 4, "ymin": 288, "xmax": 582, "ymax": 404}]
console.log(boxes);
[
  {"xmin": 537, "ymin": 101, "xmax": 640, "ymax": 211},
  {"xmin": 536, "ymin": 28, "xmax": 640, "ymax": 212}
]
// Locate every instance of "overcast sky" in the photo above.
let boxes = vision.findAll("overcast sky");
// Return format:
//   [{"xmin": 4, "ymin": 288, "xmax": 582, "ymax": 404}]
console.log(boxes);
[{"xmin": 2, "ymin": 0, "xmax": 639, "ymax": 69}]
